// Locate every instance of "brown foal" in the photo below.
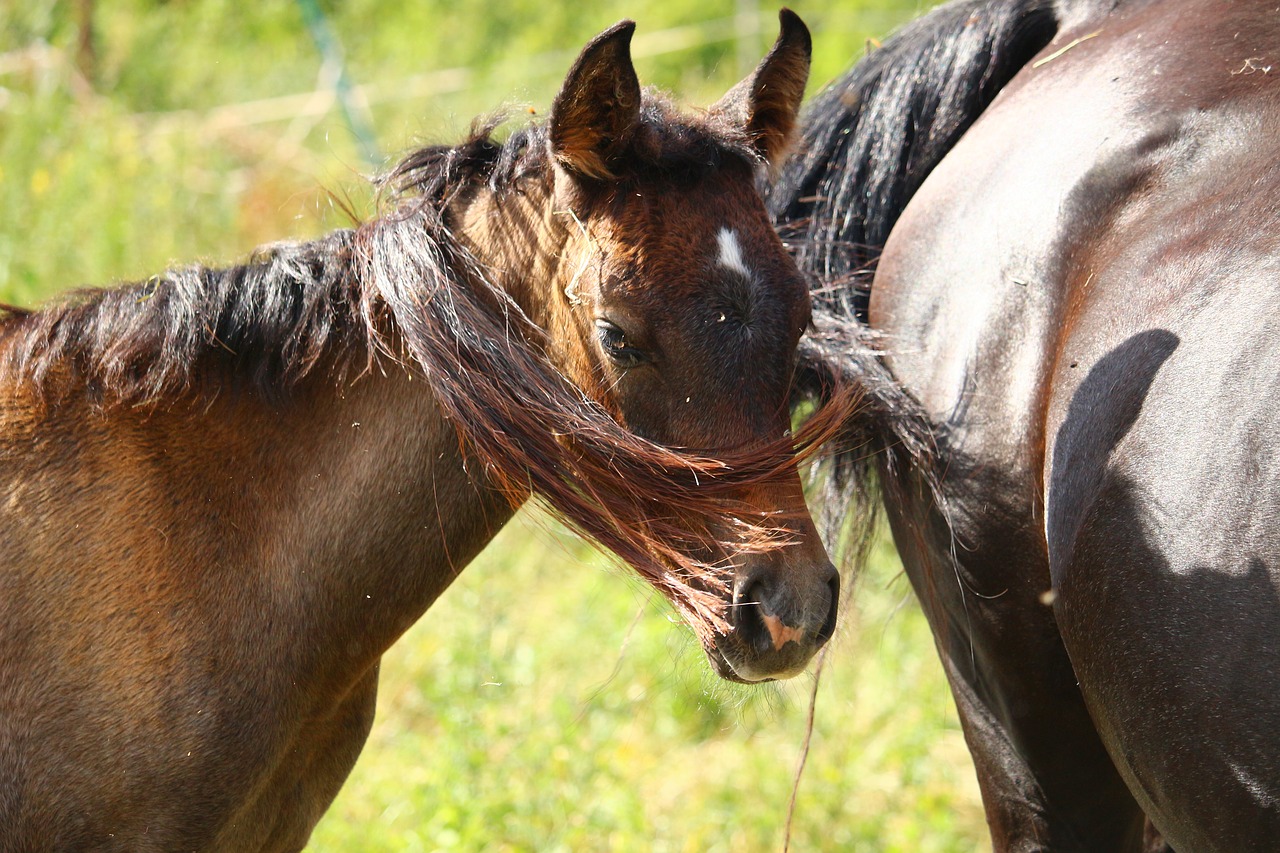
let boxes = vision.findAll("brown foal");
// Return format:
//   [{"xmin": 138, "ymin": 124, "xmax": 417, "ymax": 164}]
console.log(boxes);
[{"xmin": 0, "ymin": 12, "xmax": 842, "ymax": 851}]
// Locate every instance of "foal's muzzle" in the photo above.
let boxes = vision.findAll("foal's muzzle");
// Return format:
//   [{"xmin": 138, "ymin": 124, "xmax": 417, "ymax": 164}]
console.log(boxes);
[{"xmin": 712, "ymin": 559, "xmax": 840, "ymax": 683}]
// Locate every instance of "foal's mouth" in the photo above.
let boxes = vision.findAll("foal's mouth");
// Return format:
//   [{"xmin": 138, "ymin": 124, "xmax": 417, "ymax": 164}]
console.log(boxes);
[
  {"xmin": 706, "ymin": 644, "xmax": 778, "ymax": 684},
  {"xmin": 704, "ymin": 637, "xmax": 823, "ymax": 685},
  {"xmin": 702, "ymin": 577, "xmax": 837, "ymax": 683}
]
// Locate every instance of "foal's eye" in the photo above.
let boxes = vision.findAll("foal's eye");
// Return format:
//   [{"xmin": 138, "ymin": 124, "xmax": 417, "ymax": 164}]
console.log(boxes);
[{"xmin": 595, "ymin": 319, "xmax": 646, "ymax": 368}]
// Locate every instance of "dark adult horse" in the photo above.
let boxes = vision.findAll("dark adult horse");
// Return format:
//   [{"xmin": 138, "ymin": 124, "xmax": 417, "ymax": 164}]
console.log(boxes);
[
  {"xmin": 777, "ymin": 0, "xmax": 1280, "ymax": 849},
  {"xmin": 0, "ymin": 14, "xmax": 848, "ymax": 851}
]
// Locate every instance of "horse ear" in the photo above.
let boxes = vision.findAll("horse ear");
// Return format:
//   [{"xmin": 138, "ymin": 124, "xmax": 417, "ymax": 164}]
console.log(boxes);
[
  {"xmin": 712, "ymin": 8, "xmax": 811, "ymax": 168},
  {"xmin": 549, "ymin": 21, "xmax": 642, "ymax": 181}
]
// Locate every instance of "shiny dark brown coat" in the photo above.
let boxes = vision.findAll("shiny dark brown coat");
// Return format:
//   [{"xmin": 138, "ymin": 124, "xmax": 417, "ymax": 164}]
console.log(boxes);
[
  {"xmin": 0, "ymin": 14, "xmax": 846, "ymax": 852},
  {"xmin": 778, "ymin": 0, "xmax": 1280, "ymax": 849}
]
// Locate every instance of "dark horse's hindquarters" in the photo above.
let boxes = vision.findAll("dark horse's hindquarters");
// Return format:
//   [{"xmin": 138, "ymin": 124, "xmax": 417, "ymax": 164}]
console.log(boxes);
[
  {"xmin": 781, "ymin": 0, "xmax": 1280, "ymax": 850},
  {"xmin": 0, "ymin": 14, "xmax": 853, "ymax": 852}
]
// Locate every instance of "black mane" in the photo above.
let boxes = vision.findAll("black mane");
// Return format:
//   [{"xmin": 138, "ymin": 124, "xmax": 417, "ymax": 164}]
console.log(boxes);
[
  {"xmin": 769, "ymin": 0, "xmax": 1064, "ymax": 321},
  {"xmin": 779, "ymin": 0, "xmax": 1113, "ymax": 560}
]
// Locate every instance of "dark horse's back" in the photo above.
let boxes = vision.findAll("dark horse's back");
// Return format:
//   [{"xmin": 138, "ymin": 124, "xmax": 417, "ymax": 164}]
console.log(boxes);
[{"xmin": 782, "ymin": 0, "xmax": 1280, "ymax": 849}]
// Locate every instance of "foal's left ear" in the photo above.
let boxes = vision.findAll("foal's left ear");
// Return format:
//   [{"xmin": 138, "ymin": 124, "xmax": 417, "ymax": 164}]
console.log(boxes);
[
  {"xmin": 549, "ymin": 21, "xmax": 642, "ymax": 181},
  {"xmin": 711, "ymin": 8, "xmax": 811, "ymax": 168}
]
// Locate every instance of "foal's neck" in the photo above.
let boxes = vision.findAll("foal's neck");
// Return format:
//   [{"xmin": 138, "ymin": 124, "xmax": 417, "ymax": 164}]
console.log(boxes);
[{"xmin": 255, "ymin": 177, "xmax": 581, "ymax": 691}]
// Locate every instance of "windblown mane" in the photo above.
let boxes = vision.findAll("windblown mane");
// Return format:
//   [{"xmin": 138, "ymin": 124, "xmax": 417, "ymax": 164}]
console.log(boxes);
[
  {"xmin": 768, "ymin": 0, "xmax": 1061, "ymax": 320},
  {"xmin": 0, "ymin": 95, "xmax": 849, "ymax": 643},
  {"xmin": 360, "ymin": 98, "xmax": 848, "ymax": 641}
]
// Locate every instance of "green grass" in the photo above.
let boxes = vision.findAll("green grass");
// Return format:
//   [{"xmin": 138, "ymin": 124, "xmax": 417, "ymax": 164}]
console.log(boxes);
[
  {"xmin": 1, "ymin": 2, "xmax": 983, "ymax": 849},
  {"xmin": 1, "ymin": 0, "xmax": 938, "ymax": 295},
  {"xmin": 308, "ymin": 515, "xmax": 985, "ymax": 851}
]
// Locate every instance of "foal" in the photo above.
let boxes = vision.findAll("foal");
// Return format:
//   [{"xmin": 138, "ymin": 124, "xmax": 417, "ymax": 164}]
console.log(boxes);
[{"xmin": 0, "ymin": 13, "xmax": 839, "ymax": 851}]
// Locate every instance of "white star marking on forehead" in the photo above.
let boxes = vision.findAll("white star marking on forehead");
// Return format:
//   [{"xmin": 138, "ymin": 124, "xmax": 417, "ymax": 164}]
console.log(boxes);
[{"xmin": 716, "ymin": 227, "xmax": 751, "ymax": 278}]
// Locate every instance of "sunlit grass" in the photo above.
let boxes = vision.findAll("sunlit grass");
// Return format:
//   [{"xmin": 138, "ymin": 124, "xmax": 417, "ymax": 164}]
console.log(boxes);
[{"xmin": 307, "ymin": 514, "xmax": 985, "ymax": 851}]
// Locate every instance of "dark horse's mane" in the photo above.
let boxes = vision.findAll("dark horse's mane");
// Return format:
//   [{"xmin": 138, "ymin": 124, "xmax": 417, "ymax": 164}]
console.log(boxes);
[
  {"xmin": 769, "ymin": 0, "xmax": 1062, "ymax": 312},
  {"xmin": 0, "ymin": 93, "xmax": 846, "ymax": 642},
  {"xmin": 779, "ymin": 0, "xmax": 1081, "ymax": 556}
]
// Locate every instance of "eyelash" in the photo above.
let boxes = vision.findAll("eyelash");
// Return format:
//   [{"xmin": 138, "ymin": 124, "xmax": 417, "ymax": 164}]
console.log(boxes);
[{"xmin": 594, "ymin": 319, "xmax": 646, "ymax": 368}]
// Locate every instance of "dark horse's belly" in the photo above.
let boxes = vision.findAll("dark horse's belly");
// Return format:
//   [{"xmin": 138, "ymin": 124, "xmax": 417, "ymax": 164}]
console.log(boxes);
[{"xmin": 870, "ymin": 1, "xmax": 1280, "ymax": 848}]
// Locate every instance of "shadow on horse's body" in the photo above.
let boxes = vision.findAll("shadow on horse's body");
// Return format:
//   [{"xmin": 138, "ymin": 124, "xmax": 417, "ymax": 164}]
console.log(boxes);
[
  {"xmin": 0, "ymin": 14, "xmax": 848, "ymax": 851},
  {"xmin": 778, "ymin": 0, "xmax": 1280, "ymax": 849}
]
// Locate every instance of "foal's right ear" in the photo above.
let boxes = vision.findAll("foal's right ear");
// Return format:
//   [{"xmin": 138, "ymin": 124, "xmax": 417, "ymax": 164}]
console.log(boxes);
[
  {"xmin": 711, "ymin": 9, "xmax": 811, "ymax": 169},
  {"xmin": 549, "ymin": 21, "xmax": 642, "ymax": 181}
]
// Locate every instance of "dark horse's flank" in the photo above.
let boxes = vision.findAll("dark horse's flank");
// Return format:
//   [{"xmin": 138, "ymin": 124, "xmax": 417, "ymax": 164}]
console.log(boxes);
[
  {"xmin": 0, "ymin": 14, "xmax": 846, "ymax": 852},
  {"xmin": 778, "ymin": 0, "xmax": 1280, "ymax": 850}
]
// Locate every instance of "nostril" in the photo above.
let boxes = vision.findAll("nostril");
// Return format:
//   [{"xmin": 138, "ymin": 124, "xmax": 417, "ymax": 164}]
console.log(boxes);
[
  {"xmin": 732, "ymin": 580, "xmax": 774, "ymax": 654},
  {"xmin": 815, "ymin": 574, "xmax": 840, "ymax": 647}
]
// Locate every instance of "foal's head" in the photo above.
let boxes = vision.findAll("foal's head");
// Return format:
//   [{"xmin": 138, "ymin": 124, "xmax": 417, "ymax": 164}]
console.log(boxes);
[{"xmin": 384, "ymin": 12, "xmax": 837, "ymax": 682}]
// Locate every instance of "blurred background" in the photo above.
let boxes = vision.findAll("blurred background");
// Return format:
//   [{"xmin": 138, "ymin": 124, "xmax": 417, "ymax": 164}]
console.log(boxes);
[{"xmin": 0, "ymin": 1, "xmax": 984, "ymax": 850}]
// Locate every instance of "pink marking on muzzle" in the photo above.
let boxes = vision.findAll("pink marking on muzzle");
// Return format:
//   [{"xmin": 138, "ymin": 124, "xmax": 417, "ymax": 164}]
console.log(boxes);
[{"xmin": 759, "ymin": 611, "xmax": 805, "ymax": 650}]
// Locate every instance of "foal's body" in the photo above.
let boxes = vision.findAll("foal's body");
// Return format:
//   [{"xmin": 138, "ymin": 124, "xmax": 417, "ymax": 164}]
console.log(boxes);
[
  {"xmin": 1, "ymin": 361, "xmax": 498, "ymax": 848},
  {"xmin": 1, "ymin": 15, "xmax": 838, "ymax": 851}
]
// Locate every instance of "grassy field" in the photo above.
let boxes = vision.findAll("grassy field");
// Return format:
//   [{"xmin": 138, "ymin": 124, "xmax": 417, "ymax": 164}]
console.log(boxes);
[
  {"xmin": 1, "ymin": 1, "xmax": 985, "ymax": 849},
  {"xmin": 307, "ymin": 516, "xmax": 985, "ymax": 851}
]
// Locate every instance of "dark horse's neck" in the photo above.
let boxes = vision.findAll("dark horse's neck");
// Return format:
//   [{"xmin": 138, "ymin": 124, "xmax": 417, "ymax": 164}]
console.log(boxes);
[
  {"xmin": 768, "ymin": 0, "xmax": 1114, "ymax": 323},
  {"xmin": 780, "ymin": 0, "xmax": 1119, "ymax": 553}
]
